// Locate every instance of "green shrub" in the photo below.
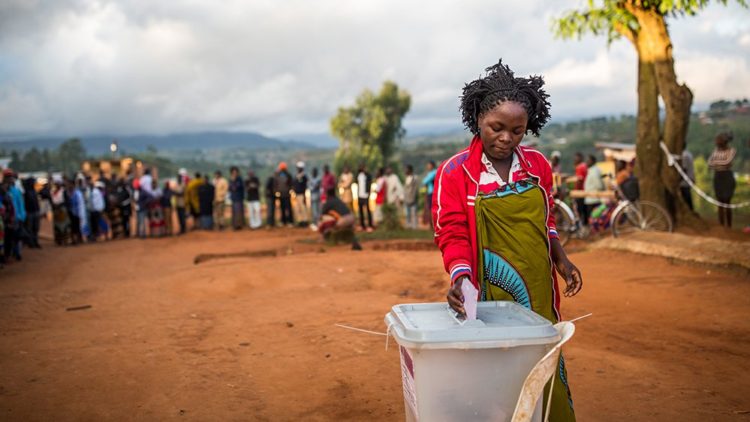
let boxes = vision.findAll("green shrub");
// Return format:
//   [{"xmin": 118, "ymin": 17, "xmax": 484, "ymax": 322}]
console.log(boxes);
[{"xmin": 380, "ymin": 203, "xmax": 403, "ymax": 231}]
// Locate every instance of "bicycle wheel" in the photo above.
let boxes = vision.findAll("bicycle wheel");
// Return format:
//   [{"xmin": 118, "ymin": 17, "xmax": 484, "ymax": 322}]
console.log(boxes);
[
  {"xmin": 553, "ymin": 201, "xmax": 576, "ymax": 246},
  {"xmin": 612, "ymin": 200, "xmax": 673, "ymax": 237}
]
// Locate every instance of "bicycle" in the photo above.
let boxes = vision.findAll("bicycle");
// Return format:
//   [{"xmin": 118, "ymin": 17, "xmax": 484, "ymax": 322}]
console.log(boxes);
[{"xmin": 553, "ymin": 187, "xmax": 673, "ymax": 245}]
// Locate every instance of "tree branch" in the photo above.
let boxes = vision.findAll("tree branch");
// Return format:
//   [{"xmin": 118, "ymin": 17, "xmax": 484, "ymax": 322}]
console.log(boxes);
[{"xmin": 613, "ymin": 21, "xmax": 636, "ymax": 45}]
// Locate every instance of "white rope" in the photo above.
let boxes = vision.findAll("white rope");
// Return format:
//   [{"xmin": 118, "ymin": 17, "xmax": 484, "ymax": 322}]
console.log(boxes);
[
  {"xmin": 660, "ymin": 142, "xmax": 750, "ymax": 209},
  {"xmin": 567, "ymin": 313, "xmax": 592, "ymax": 323},
  {"xmin": 334, "ymin": 323, "xmax": 387, "ymax": 336},
  {"xmin": 334, "ymin": 323, "xmax": 394, "ymax": 351}
]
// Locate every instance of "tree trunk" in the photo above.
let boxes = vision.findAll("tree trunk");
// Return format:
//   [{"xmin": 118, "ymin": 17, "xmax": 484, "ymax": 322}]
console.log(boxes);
[
  {"xmin": 633, "ymin": 53, "xmax": 665, "ymax": 210},
  {"xmin": 634, "ymin": 8, "xmax": 705, "ymax": 228}
]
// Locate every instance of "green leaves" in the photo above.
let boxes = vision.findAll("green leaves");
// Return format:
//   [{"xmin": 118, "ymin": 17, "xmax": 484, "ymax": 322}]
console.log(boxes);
[
  {"xmin": 552, "ymin": 0, "xmax": 745, "ymax": 44},
  {"xmin": 552, "ymin": 1, "xmax": 639, "ymax": 45},
  {"xmin": 330, "ymin": 81, "xmax": 411, "ymax": 173}
]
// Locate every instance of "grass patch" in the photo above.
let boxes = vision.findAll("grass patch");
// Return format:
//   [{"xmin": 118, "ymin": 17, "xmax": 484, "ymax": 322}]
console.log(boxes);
[{"xmin": 358, "ymin": 229, "xmax": 434, "ymax": 241}]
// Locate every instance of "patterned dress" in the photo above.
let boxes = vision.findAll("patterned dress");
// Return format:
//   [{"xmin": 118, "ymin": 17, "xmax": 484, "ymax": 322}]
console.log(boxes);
[{"xmin": 475, "ymin": 153, "xmax": 576, "ymax": 421}]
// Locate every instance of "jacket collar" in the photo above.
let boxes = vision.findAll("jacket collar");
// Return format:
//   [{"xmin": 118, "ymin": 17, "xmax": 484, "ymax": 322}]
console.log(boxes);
[{"xmin": 462, "ymin": 135, "xmax": 534, "ymax": 183}]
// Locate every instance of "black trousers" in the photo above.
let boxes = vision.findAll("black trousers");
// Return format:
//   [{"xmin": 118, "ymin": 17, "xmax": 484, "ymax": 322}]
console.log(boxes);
[
  {"xmin": 680, "ymin": 186, "xmax": 694, "ymax": 211},
  {"xmin": 89, "ymin": 211, "xmax": 102, "ymax": 240},
  {"xmin": 266, "ymin": 197, "xmax": 276, "ymax": 227},
  {"xmin": 358, "ymin": 197, "xmax": 373, "ymax": 228},
  {"xmin": 575, "ymin": 198, "xmax": 589, "ymax": 226},
  {"xmin": 4, "ymin": 226, "xmax": 18, "ymax": 259},
  {"xmin": 120, "ymin": 207, "xmax": 131, "ymax": 237},
  {"xmin": 69, "ymin": 214, "xmax": 82, "ymax": 243},
  {"xmin": 25, "ymin": 214, "xmax": 40, "ymax": 246},
  {"xmin": 176, "ymin": 206, "xmax": 187, "ymax": 234},
  {"xmin": 279, "ymin": 196, "xmax": 293, "ymax": 225}
]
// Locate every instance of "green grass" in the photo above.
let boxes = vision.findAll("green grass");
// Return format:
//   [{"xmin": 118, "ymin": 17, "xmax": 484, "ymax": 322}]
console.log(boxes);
[{"xmin": 358, "ymin": 229, "xmax": 434, "ymax": 241}]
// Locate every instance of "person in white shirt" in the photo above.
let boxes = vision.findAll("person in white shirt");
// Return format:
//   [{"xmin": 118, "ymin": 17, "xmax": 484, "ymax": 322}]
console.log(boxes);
[
  {"xmin": 403, "ymin": 165, "xmax": 419, "ymax": 229},
  {"xmin": 583, "ymin": 154, "xmax": 605, "ymax": 225},
  {"xmin": 385, "ymin": 166, "xmax": 404, "ymax": 210},
  {"xmin": 356, "ymin": 164, "xmax": 373, "ymax": 231},
  {"xmin": 89, "ymin": 181, "xmax": 107, "ymax": 241},
  {"xmin": 137, "ymin": 169, "xmax": 154, "ymax": 238}
]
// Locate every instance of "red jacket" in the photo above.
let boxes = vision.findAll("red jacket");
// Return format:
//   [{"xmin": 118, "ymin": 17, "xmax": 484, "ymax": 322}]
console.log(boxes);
[{"xmin": 432, "ymin": 137, "xmax": 560, "ymax": 309}]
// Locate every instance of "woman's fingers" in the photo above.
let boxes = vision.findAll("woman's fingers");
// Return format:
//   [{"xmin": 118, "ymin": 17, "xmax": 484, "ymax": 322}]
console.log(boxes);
[
  {"xmin": 564, "ymin": 267, "xmax": 583, "ymax": 297},
  {"xmin": 570, "ymin": 268, "xmax": 583, "ymax": 296},
  {"xmin": 447, "ymin": 282, "xmax": 465, "ymax": 315},
  {"xmin": 564, "ymin": 274, "xmax": 574, "ymax": 297},
  {"xmin": 447, "ymin": 293, "xmax": 465, "ymax": 315}
]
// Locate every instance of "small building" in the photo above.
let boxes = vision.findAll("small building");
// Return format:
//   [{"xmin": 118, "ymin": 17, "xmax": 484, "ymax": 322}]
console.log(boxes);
[{"xmin": 81, "ymin": 157, "xmax": 135, "ymax": 181}]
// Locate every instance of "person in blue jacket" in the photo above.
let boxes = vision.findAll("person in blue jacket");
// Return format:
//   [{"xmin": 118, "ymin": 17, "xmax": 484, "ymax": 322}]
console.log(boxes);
[{"xmin": 422, "ymin": 161, "xmax": 437, "ymax": 229}]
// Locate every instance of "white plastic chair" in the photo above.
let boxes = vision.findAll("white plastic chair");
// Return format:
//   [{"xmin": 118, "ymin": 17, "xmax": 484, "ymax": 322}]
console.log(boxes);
[{"xmin": 511, "ymin": 321, "xmax": 576, "ymax": 422}]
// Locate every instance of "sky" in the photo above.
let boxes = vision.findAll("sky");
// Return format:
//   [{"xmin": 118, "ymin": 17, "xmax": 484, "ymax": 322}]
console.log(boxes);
[{"xmin": 0, "ymin": 0, "xmax": 748, "ymax": 139}]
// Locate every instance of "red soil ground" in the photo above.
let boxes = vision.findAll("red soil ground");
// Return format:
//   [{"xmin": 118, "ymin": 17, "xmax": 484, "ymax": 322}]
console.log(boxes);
[{"xmin": 1, "ymin": 229, "xmax": 749, "ymax": 421}]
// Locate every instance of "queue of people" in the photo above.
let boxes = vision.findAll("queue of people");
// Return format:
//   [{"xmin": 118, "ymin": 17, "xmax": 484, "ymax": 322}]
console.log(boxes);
[
  {"xmin": 263, "ymin": 161, "xmax": 438, "ymax": 233},
  {"xmin": 0, "ymin": 160, "xmax": 440, "ymax": 267}
]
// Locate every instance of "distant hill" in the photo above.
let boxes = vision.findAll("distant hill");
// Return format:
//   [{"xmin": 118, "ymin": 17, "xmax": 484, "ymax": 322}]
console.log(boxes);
[
  {"xmin": 0, "ymin": 131, "xmax": 316, "ymax": 155},
  {"xmin": 281, "ymin": 132, "xmax": 338, "ymax": 149},
  {"xmin": 400, "ymin": 111, "xmax": 749, "ymax": 174}
]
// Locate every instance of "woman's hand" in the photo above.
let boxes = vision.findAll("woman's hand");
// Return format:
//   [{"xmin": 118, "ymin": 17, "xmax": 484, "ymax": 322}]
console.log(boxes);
[
  {"xmin": 550, "ymin": 238, "xmax": 583, "ymax": 297},
  {"xmin": 447, "ymin": 277, "xmax": 466, "ymax": 316},
  {"xmin": 555, "ymin": 256, "xmax": 583, "ymax": 297}
]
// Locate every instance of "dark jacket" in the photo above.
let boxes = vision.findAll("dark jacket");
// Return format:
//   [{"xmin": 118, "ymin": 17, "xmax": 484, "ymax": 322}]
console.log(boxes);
[
  {"xmin": 274, "ymin": 171, "xmax": 293, "ymax": 198},
  {"xmin": 265, "ymin": 176, "xmax": 276, "ymax": 199},
  {"xmin": 116, "ymin": 183, "xmax": 132, "ymax": 216},
  {"xmin": 229, "ymin": 177, "xmax": 244, "ymax": 202},
  {"xmin": 22, "ymin": 178, "xmax": 40, "ymax": 214},
  {"xmin": 160, "ymin": 187, "xmax": 173, "ymax": 208},
  {"xmin": 246, "ymin": 176, "xmax": 261, "ymax": 202},
  {"xmin": 292, "ymin": 173, "xmax": 308, "ymax": 194},
  {"xmin": 197, "ymin": 182, "xmax": 215, "ymax": 216}
]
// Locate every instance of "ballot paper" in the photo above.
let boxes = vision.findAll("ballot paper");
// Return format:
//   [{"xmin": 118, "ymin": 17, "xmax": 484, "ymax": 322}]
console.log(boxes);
[{"xmin": 460, "ymin": 280, "xmax": 479, "ymax": 321}]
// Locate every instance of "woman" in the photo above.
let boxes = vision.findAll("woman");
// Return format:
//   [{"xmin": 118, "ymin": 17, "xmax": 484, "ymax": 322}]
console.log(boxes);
[
  {"xmin": 708, "ymin": 132, "xmax": 736, "ymax": 228},
  {"xmin": 434, "ymin": 60, "xmax": 582, "ymax": 421},
  {"xmin": 373, "ymin": 168, "xmax": 387, "ymax": 225},
  {"xmin": 51, "ymin": 177, "xmax": 71, "ymax": 245}
]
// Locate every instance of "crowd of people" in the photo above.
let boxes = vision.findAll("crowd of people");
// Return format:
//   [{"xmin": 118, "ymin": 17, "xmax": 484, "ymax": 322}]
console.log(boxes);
[
  {"xmin": 258, "ymin": 161, "xmax": 438, "ymax": 233},
  {"xmin": 551, "ymin": 130, "xmax": 742, "ymax": 230},
  {"xmin": 0, "ymin": 160, "xmax": 440, "ymax": 267},
  {"xmin": 1, "ymin": 128, "xmax": 743, "ymax": 269}
]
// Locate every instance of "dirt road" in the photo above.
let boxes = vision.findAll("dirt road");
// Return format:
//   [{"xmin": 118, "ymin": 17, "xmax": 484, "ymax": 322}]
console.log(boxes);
[{"xmin": 1, "ymin": 229, "xmax": 749, "ymax": 421}]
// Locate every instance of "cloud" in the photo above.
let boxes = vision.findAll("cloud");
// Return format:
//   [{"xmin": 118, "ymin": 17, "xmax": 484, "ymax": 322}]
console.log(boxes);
[
  {"xmin": 678, "ymin": 55, "xmax": 750, "ymax": 106},
  {"xmin": 0, "ymin": 0, "xmax": 747, "ymax": 138}
]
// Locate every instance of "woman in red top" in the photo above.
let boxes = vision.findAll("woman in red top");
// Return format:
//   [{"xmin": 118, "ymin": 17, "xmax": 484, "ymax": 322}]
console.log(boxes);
[
  {"xmin": 433, "ymin": 60, "xmax": 582, "ymax": 420},
  {"xmin": 373, "ymin": 167, "xmax": 387, "ymax": 224}
]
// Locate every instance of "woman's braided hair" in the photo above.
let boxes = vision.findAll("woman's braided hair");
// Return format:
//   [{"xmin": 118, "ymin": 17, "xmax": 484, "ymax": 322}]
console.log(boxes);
[{"xmin": 460, "ymin": 60, "xmax": 551, "ymax": 137}]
